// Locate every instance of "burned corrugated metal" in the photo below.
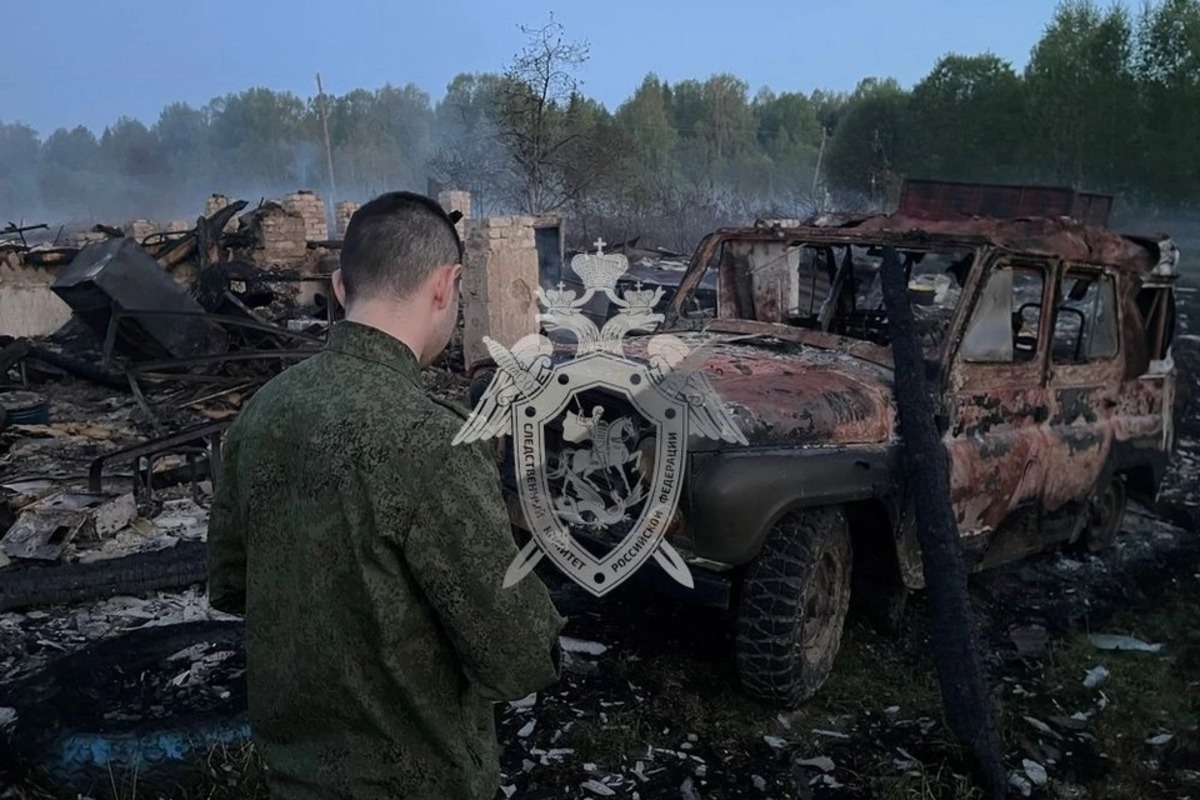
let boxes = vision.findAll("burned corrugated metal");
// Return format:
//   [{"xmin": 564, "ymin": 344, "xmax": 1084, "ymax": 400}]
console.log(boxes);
[{"xmin": 52, "ymin": 237, "xmax": 216, "ymax": 362}]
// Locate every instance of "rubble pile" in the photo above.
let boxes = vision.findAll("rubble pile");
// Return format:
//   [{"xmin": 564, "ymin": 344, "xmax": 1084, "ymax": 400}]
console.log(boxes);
[
  {"xmin": 0, "ymin": 189, "xmax": 476, "ymax": 794},
  {"xmin": 0, "ymin": 616, "xmax": 247, "ymax": 793},
  {"xmin": 587, "ymin": 236, "xmax": 709, "ymax": 312},
  {"xmin": 0, "ymin": 188, "xmax": 472, "ymax": 615},
  {"xmin": 0, "ymin": 585, "xmax": 236, "ymax": 685},
  {"xmin": 0, "ymin": 378, "xmax": 213, "ymax": 595}
]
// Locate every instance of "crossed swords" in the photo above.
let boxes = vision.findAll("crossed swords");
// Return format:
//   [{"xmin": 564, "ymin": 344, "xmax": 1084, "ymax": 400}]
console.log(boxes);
[
  {"xmin": 484, "ymin": 336, "xmax": 695, "ymax": 591},
  {"xmin": 503, "ymin": 520, "xmax": 695, "ymax": 590}
]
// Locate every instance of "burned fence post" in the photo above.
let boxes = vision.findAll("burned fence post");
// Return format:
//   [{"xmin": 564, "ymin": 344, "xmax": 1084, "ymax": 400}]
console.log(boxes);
[{"xmin": 878, "ymin": 246, "xmax": 1007, "ymax": 798}]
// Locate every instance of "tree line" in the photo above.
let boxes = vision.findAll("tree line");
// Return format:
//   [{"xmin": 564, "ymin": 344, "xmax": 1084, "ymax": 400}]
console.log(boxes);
[{"xmin": 1, "ymin": 0, "xmax": 1197, "ymax": 250}]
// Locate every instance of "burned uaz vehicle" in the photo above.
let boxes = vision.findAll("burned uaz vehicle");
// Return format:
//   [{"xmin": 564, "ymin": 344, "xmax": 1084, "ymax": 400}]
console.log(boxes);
[{"xmin": 474, "ymin": 182, "xmax": 1181, "ymax": 707}]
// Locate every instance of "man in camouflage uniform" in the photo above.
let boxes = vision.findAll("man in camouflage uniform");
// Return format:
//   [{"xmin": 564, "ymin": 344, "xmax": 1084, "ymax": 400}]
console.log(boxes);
[{"xmin": 207, "ymin": 191, "xmax": 566, "ymax": 800}]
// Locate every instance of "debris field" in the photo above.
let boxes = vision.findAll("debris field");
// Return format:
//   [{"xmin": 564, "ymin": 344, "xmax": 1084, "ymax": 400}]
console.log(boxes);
[{"xmin": 0, "ymin": 187, "xmax": 1198, "ymax": 800}]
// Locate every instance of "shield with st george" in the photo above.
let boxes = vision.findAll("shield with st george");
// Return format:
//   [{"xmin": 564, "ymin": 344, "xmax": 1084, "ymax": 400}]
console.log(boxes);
[{"xmin": 513, "ymin": 349, "xmax": 689, "ymax": 596}]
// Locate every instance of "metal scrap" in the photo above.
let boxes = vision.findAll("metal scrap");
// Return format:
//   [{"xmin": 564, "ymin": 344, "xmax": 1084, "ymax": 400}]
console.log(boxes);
[{"xmin": 1, "ymin": 491, "xmax": 136, "ymax": 561}]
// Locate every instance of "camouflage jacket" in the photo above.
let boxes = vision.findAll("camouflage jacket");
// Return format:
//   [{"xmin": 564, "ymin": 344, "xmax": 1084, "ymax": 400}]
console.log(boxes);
[{"xmin": 207, "ymin": 320, "xmax": 566, "ymax": 800}]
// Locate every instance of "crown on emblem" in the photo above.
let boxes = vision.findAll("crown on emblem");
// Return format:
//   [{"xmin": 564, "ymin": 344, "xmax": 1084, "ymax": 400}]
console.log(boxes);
[
  {"xmin": 541, "ymin": 282, "xmax": 577, "ymax": 310},
  {"xmin": 620, "ymin": 282, "xmax": 659, "ymax": 311},
  {"xmin": 570, "ymin": 238, "xmax": 628, "ymax": 290}
]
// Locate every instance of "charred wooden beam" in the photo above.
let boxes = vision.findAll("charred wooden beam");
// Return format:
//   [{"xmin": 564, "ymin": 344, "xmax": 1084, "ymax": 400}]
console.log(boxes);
[
  {"xmin": 209, "ymin": 200, "xmax": 248, "ymax": 241},
  {"xmin": 156, "ymin": 199, "xmax": 248, "ymax": 270},
  {"xmin": 2, "ymin": 222, "xmax": 48, "ymax": 235},
  {"xmin": 0, "ymin": 338, "xmax": 128, "ymax": 391},
  {"xmin": 1, "ymin": 222, "xmax": 48, "ymax": 249},
  {"xmin": 22, "ymin": 248, "xmax": 79, "ymax": 267},
  {"xmin": 139, "ymin": 230, "xmax": 191, "ymax": 258},
  {"xmin": 196, "ymin": 214, "xmax": 213, "ymax": 271},
  {"xmin": 156, "ymin": 232, "xmax": 199, "ymax": 270},
  {"xmin": 879, "ymin": 245, "xmax": 1006, "ymax": 799}
]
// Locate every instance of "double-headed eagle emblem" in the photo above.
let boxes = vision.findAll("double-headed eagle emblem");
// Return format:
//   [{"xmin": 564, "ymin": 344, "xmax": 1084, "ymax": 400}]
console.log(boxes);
[{"xmin": 452, "ymin": 239, "xmax": 747, "ymax": 596}]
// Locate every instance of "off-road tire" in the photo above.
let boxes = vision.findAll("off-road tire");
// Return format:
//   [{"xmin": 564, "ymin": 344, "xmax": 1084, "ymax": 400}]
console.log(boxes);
[
  {"xmin": 1084, "ymin": 475, "xmax": 1128, "ymax": 553},
  {"xmin": 734, "ymin": 505, "xmax": 852, "ymax": 707}
]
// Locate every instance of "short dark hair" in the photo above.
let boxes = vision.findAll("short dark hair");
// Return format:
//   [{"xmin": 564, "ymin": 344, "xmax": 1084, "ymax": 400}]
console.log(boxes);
[{"xmin": 339, "ymin": 191, "xmax": 463, "ymax": 303}]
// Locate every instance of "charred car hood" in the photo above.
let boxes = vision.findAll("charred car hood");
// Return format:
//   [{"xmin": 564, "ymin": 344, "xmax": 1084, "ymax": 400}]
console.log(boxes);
[{"xmin": 552, "ymin": 331, "xmax": 897, "ymax": 449}]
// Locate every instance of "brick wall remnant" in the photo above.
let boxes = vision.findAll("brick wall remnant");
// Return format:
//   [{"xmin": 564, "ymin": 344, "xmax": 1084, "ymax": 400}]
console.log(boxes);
[
  {"xmin": 461, "ymin": 215, "xmax": 540, "ymax": 371},
  {"xmin": 282, "ymin": 190, "xmax": 328, "ymax": 242},
  {"xmin": 335, "ymin": 201, "xmax": 360, "ymax": 239},
  {"xmin": 438, "ymin": 190, "xmax": 471, "ymax": 240},
  {"xmin": 0, "ymin": 260, "xmax": 72, "ymax": 337},
  {"xmin": 123, "ymin": 219, "xmax": 158, "ymax": 243},
  {"xmin": 239, "ymin": 202, "xmax": 308, "ymax": 267},
  {"xmin": 204, "ymin": 194, "xmax": 240, "ymax": 233}
]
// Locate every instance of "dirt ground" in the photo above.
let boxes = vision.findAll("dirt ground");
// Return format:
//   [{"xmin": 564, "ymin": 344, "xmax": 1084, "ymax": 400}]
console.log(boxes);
[
  {"xmin": 500, "ymin": 511, "xmax": 1200, "ymax": 800},
  {"xmin": 4, "ymin": 499, "xmax": 1196, "ymax": 800}
]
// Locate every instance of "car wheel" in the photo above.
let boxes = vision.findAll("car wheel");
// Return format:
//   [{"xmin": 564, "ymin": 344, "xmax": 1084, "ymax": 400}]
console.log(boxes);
[
  {"xmin": 734, "ymin": 505, "xmax": 852, "ymax": 707},
  {"xmin": 1085, "ymin": 476, "xmax": 1127, "ymax": 553}
]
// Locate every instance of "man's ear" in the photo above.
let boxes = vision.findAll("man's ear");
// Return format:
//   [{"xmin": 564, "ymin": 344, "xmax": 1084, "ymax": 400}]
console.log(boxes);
[
  {"xmin": 433, "ymin": 264, "xmax": 461, "ymax": 309},
  {"xmin": 331, "ymin": 269, "xmax": 347, "ymax": 307}
]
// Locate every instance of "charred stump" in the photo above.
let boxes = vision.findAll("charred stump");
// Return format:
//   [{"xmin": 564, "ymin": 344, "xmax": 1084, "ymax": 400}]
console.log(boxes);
[{"xmin": 878, "ymin": 246, "xmax": 1006, "ymax": 797}]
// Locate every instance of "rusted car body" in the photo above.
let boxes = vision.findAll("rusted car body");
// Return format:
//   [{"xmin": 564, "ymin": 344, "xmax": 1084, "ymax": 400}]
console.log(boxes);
[
  {"xmin": 665, "ymin": 212, "xmax": 1179, "ymax": 573},
  {"xmin": 490, "ymin": 185, "xmax": 1181, "ymax": 706}
]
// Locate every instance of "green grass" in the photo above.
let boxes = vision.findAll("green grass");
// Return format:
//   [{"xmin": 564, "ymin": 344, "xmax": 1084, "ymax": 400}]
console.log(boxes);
[
  {"xmin": 551, "ymin": 618, "xmax": 963, "ymax": 799},
  {"xmin": 1025, "ymin": 579, "xmax": 1200, "ymax": 799},
  {"xmin": 869, "ymin": 759, "xmax": 988, "ymax": 800},
  {"xmin": 566, "ymin": 712, "xmax": 660, "ymax": 764},
  {"xmin": 570, "ymin": 649, "xmax": 780, "ymax": 757},
  {"xmin": 814, "ymin": 621, "xmax": 942, "ymax": 718}
]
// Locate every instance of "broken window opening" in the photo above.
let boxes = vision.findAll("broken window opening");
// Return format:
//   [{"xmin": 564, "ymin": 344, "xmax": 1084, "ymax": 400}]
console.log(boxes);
[
  {"xmin": 1052, "ymin": 269, "xmax": 1119, "ymax": 364},
  {"xmin": 960, "ymin": 263, "xmax": 1046, "ymax": 364},
  {"xmin": 706, "ymin": 237, "xmax": 972, "ymax": 355},
  {"xmin": 1137, "ymin": 285, "xmax": 1176, "ymax": 362}
]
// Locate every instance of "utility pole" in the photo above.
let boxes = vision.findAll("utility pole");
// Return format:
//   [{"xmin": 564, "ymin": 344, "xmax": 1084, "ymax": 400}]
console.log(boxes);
[
  {"xmin": 316, "ymin": 73, "xmax": 338, "ymax": 234},
  {"xmin": 812, "ymin": 126, "xmax": 827, "ymax": 209}
]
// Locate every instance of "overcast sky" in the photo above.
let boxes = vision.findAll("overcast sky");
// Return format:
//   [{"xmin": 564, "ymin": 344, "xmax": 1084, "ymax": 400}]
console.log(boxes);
[{"xmin": 4, "ymin": 0, "xmax": 1064, "ymax": 136}]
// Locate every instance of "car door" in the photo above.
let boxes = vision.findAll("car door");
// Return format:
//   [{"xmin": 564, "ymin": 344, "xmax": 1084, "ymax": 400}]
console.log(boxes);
[
  {"xmin": 942, "ymin": 254, "xmax": 1055, "ymax": 567},
  {"xmin": 1040, "ymin": 264, "xmax": 1124, "ymax": 523}
]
